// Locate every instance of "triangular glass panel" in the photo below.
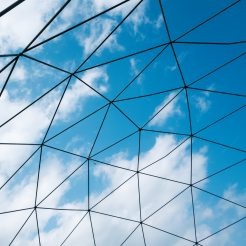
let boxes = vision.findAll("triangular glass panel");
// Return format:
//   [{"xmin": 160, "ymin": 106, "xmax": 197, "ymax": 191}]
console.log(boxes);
[
  {"xmin": 188, "ymin": 86, "xmax": 246, "ymax": 134},
  {"xmin": 178, "ymin": 1, "xmax": 245, "ymax": 42},
  {"xmin": 144, "ymin": 223, "xmax": 195, "ymax": 246},
  {"xmin": 0, "ymin": 144, "xmax": 38, "ymax": 186},
  {"xmin": 91, "ymin": 211, "xmax": 138, "ymax": 246},
  {"xmin": 139, "ymin": 132, "xmax": 191, "ymax": 184},
  {"xmin": 90, "ymin": 160, "xmax": 137, "ymax": 211},
  {"xmin": 116, "ymin": 89, "xmax": 189, "ymax": 133},
  {"xmin": 91, "ymin": 130, "xmax": 139, "ymax": 170},
  {"xmin": 12, "ymin": 212, "xmax": 39, "ymax": 246},
  {"xmin": 191, "ymin": 136, "xmax": 245, "ymax": 185},
  {"xmin": 196, "ymin": 106, "xmax": 246, "ymax": 151},
  {"xmin": 144, "ymin": 188, "xmax": 196, "ymax": 242},
  {"xmin": 122, "ymin": 225, "xmax": 145, "ymax": 246},
  {"xmin": 36, "ymin": 208, "xmax": 87, "ymax": 245},
  {"xmin": 45, "ymin": 104, "xmax": 108, "ymax": 157},
  {"xmin": 36, "ymin": 145, "xmax": 87, "ymax": 208},
  {"xmin": 139, "ymin": 172, "xmax": 189, "ymax": 219},
  {"xmin": 173, "ymin": 43, "xmax": 245, "ymax": 84},
  {"xmin": 194, "ymin": 160, "xmax": 246, "ymax": 208},
  {"xmin": 201, "ymin": 217, "xmax": 246, "ymax": 246},
  {"xmin": 0, "ymin": 209, "xmax": 33, "ymax": 245},
  {"xmin": 61, "ymin": 213, "xmax": 95, "ymax": 246},
  {"xmin": 192, "ymin": 186, "xmax": 246, "ymax": 241},
  {"xmin": 160, "ymin": 0, "xmax": 235, "ymax": 40},
  {"xmin": 92, "ymin": 175, "xmax": 140, "ymax": 221},
  {"xmin": 0, "ymin": 148, "xmax": 40, "ymax": 212},
  {"xmin": 90, "ymin": 103, "xmax": 138, "ymax": 156},
  {"xmin": 187, "ymin": 54, "xmax": 246, "ymax": 96}
]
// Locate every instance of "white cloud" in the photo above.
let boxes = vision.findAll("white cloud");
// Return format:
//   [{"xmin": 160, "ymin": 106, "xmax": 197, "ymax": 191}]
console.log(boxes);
[
  {"xmin": 148, "ymin": 92, "xmax": 182, "ymax": 126},
  {"xmin": 195, "ymin": 96, "xmax": 211, "ymax": 113},
  {"xmin": 130, "ymin": 58, "xmax": 138, "ymax": 76},
  {"xmin": 76, "ymin": 18, "xmax": 124, "ymax": 56},
  {"xmin": 11, "ymin": 64, "xmax": 27, "ymax": 82},
  {"xmin": 0, "ymin": 133, "xmax": 207, "ymax": 245},
  {"xmin": 74, "ymin": 0, "xmax": 150, "ymax": 56},
  {"xmin": 193, "ymin": 85, "xmax": 214, "ymax": 113},
  {"xmin": 0, "ymin": 0, "xmax": 62, "ymax": 53},
  {"xmin": 155, "ymin": 15, "xmax": 163, "ymax": 29},
  {"xmin": 129, "ymin": 57, "xmax": 144, "ymax": 84},
  {"xmin": 166, "ymin": 64, "xmax": 177, "ymax": 72},
  {"xmin": 203, "ymin": 85, "xmax": 216, "ymax": 96},
  {"xmin": 125, "ymin": 0, "xmax": 150, "ymax": 34},
  {"xmin": 129, "ymin": 58, "xmax": 141, "ymax": 82},
  {"xmin": 94, "ymin": 0, "xmax": 150, "ymax": 34},
  {"xmin": 92, "ymin": 0, "xmax": 162, "ymax": 37},
  {"xmin": 59, "ymin": 0, "xmax": 81, "ymax": 23},
  {"xmin": 0, "ymin": 153, "xmax": 75, "ymax": 244}
]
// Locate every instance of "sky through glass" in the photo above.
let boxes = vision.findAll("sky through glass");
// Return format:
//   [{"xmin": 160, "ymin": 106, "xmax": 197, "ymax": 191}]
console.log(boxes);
[{"xmin": 0, "ymin": 0, "xmax": 245, "ymax": 245}]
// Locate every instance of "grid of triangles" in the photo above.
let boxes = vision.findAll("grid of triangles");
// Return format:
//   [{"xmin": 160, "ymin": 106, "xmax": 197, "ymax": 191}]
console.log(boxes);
[{"xmin": 0, "ymin": 0, "xmax": 245, "ymax": 245}]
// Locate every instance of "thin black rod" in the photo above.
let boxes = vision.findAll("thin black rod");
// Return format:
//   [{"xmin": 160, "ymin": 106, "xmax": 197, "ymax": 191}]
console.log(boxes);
[{"xmin": 0, "ymin": 0, "xmax": 26, "ymax": 18}]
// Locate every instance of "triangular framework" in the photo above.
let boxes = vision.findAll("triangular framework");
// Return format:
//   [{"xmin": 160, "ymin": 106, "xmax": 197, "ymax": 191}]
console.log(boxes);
[{"xmin": 0, "ymin": 0, "xmax": 245, "ymax": 245}]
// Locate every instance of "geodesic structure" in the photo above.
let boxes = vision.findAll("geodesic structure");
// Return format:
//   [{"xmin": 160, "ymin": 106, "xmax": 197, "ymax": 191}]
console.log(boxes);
[{"xmin": 0, "ymin": 0, "xmax": 245, "ymax": 245}]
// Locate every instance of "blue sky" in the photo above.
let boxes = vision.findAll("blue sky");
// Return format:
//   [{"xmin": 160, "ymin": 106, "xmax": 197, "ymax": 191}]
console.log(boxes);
[{"xmin": 0, "ymin": 0, "xmax": 245, "ymax": 245}]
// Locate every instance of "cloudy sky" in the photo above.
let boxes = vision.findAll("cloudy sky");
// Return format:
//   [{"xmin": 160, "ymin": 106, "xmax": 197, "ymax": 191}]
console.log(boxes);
[{"xmin": 0, "ymin": 0, "xmax": 245, "ymax": 245}]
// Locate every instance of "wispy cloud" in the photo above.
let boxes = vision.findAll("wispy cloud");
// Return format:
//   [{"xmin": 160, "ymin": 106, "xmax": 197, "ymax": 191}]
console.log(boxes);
[
  {"xmin": 195, "ymin": 96, "xmax": 211, "ymax": 113},
  {"xmin": 148, "ymin": 92, "xmax": 182, "ymax": 126},
  {"xmin": 194, "ymin": 85, "xmax": 215, "ymax": 113},
  {"xmin": 166, "ymin": 52, "xmax": 187, "ymax": 72}
]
